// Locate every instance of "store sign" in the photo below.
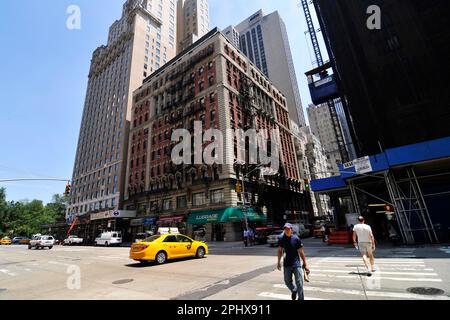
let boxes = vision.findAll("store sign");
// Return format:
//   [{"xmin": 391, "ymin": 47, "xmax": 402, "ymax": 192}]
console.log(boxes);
[
  {"xmin": 344, "ymin": 156, "xmax": 373, "ymax": 174},
  {"xmin": 354, "ymin": 156, "xmax": 372, "ymax": 174},
  {"xmin": 143, "ymin": 217, "xmax": 158, "ymax": 226},
  {"xmin": 90, "ymin": 210, "xmax": 136, "ymax": 221},
  {"xmin": 130, "ymin": 219, "xmax": 143, "ymax": 227}
]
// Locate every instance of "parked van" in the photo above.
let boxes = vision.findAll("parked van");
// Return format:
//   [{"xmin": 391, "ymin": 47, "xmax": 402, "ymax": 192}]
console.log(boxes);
[{"xmin": 95, "ymin": 232, "xmax": 122, "ymax": 247}]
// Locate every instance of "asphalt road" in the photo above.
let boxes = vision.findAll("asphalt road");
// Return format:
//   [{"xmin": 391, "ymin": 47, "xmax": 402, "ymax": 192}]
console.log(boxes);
[{"xmin": 0, "ymin": 238, "xmax": 449, "ymax": 300}]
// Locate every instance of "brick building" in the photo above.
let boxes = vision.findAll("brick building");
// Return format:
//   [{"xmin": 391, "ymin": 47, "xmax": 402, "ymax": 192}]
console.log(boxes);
[{"xmin": 124, "ymin": 28, "xmax": 307, "ymax": 242}]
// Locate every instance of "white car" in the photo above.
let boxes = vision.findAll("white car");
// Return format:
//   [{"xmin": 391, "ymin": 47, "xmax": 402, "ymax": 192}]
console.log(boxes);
[
  {"xmin": 28, "ymin": 235, "xmax": 55, "ymax": 250},
  {"xmin": 95, "ymin": 232, "xmax": 122, "ymax": 247},
  {"xmin": 63, "ymin": 235, "xmax": 84, "ymax": 245},
  {"xmin": 267, "ymin": 230, "xmax": 284, "ymax": 247}
]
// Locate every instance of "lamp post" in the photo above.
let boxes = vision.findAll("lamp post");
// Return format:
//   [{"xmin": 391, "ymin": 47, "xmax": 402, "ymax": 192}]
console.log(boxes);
[{"xmin": 235, "ymin": 161, "xmax": 272, "ymax": 231}]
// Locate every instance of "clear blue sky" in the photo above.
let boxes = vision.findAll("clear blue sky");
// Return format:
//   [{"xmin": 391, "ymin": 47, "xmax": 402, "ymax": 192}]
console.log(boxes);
[{"xmin": 0, "ymin": 0, "xmax": 327, "ymax": 204}]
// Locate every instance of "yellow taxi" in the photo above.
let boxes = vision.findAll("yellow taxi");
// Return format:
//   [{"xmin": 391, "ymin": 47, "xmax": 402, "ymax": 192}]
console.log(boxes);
[
  {"xmin": 130, "ymin": 234, "xmax": 208, "ymax": 265},
  {"xmin": 1, "ymin": 237, "xmax": 12, "ymax": 245}
]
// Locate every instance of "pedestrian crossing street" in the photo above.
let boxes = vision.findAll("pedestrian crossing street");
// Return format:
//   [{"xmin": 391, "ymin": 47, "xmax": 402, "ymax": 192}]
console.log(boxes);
[{"xmin": 258, "ymin": 255, "xmax": 450, "ymax": 300}]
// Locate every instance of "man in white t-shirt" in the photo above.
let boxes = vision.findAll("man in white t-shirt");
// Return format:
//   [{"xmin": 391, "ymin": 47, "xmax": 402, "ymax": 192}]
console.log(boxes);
[{"xmin": 353, "ymin": 216, "xmax": 376, "ymax": 275}]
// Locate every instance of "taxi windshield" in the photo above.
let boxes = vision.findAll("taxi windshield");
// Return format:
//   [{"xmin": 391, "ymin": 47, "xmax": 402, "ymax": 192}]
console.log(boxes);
[{"xmin": 143, "ymin": 235, "xmax": 161, "ymax": 242}]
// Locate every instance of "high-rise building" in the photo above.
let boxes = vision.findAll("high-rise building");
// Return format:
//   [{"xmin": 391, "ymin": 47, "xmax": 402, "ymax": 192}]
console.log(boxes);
[
  {"xmin": 222, "ymin": 25, "xmax": 240, "ymax": 49},
  {"xmin": 225, "ymin": 10, "xmax": 306, "ymax": 127},
  {"xmin": 123, "ymin": 29, "xmax": 307, "ymax": 241},
  {"xmin": 176, "ymin": 0, "xmax": 210, "ymax": 53},
  {"xmin": 313, "ymin": 0, "xmax": 450, "ymax": 156},
  {"xmin": 307, "ymin": 103, "xmax": 345, "ymax": 175},
  {"xmin": 66, "ymin": 0, "xmax": 179, "ymax": 239},
  {"xmin": 302, "ymin": 126, "xmax": 331, "ymax": 217}
]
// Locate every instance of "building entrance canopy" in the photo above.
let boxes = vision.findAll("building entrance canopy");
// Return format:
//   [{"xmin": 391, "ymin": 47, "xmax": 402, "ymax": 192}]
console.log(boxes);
[{"xmin": 187, "ymin": 207, "xmax": 267, "ymax": 225}]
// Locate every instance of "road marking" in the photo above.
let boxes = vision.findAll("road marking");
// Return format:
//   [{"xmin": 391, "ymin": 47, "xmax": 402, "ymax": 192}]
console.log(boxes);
[
  {"xmin": 310, "ymin": 273, "xmax": 442, "ymax": 282},
  {"xmin": 0, "ymin": 269, "xmax": 17, "ymax": 277},
  {"xmin": 48, "ymin": 261, "xmax": 73, "ymax": 267},
  {"xmin": 258, "ymin": 292, "xmax": 323, "ymax": 300},
  {"xmin": 272, "ymin": 285, "xmax": 450, "ymax": 300},
  {"xmin": 312, "ymin": 269, "xmax": 438, "ymax": 276}
]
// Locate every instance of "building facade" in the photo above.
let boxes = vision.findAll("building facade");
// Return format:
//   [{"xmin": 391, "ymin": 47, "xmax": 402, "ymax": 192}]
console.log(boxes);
[
  {"xmin": 313, "ymin": 0, "xmax": 450, "ymax": 156},
  {"xmin": 307, "ymin": 103, "xmax": 345, "ymax": 176},
  {"xmin": 225, "ymin": 10, "xmax": 306, "ymax": 127},
  {"xmin": 302, "ymin": 126, "xmax": 332, "ymax": 217},
  {"xmin": 124, "ymin": 29, "xmax": 307, "ymax": 242},
  {"xmin": 67, "ymin": 0, "xmax": 179, "ymax": 241},
  {"xmin": 176, "ymin": 0, "xmax": 210, "ymax": 53}
]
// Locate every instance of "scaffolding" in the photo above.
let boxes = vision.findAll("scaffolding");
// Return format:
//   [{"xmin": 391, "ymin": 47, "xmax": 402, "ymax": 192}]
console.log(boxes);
[
  {"xmin": 347, "ymin": 167, "xmax": 439, "ymax": 244},
  {"xmin": 385, "ymin": 168, "xmax": 438, "ymax": 244}
]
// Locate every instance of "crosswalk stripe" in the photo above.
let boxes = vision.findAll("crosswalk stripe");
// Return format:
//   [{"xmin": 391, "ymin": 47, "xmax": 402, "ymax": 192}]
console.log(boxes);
[
  {"xmin": 311, "ymin": 269, "xmax": 438, "ymax": 276},
  {"xmin": 272, "ymin": 285, "xmax": 449, "ymax": 300},
  {"xmin": 0, "ymin": 269, "xmax": 17, "ymax": 276},
  {"xmin": 310, "ymin": 273, "xmax": 442, "ymax": 282},
  {"xmin": 258, "ymin": 292, "xmax": 323, "ymax": 300}
]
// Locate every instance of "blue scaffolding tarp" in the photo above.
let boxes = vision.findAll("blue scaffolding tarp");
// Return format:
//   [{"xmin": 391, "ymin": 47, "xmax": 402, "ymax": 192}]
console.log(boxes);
[{"xmin": 311, "ymin": 136, "xmax": 450, "ymax": 193}]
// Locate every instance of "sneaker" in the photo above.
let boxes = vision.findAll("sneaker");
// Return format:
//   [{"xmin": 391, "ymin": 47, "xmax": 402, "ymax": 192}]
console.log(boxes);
[{"xmin": 291, "ymin": 290, "xmax": 297, "ymax": 300}]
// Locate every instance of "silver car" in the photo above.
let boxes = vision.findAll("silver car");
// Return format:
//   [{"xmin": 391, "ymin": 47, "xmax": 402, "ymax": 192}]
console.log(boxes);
[
  {"xmin": 267, "ymin": 230, "xmax": 284, "ymax": 247},
  {"xmin": 28, "ymin": 235, "xmax": 55, "ymax": 250}
]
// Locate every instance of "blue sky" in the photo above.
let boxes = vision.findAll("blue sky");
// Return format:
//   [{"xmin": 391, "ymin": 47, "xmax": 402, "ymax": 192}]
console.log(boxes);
[{"xmin": 0, "ymin": 0, "xmax": 327, "ymax": 204}]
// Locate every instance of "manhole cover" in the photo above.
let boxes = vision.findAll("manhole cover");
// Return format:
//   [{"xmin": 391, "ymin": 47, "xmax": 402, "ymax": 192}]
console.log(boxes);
[
  {"xmin": 112, "ymin": 279, "xmax": 134, "ymax": 285},
  {"xmin": 407, "ymin": 287, "xmax": 445, "ymax": 296}
]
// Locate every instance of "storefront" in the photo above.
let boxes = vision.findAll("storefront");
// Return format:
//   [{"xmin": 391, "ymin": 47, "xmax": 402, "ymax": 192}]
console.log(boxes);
[
  {"xmin": 156, "ymin": 215, "xmax": 187, "ymax": 235},
  {"xmin": 187, "ymin": 207, "xmax": 267, "ymax": 242},
  {"xmin": 130, "ymin": 216, "xmax": 159, "ymax": 242},
  {"xmin": 90, "ymin": 210, "xmax": 136, "ymax": 243}
]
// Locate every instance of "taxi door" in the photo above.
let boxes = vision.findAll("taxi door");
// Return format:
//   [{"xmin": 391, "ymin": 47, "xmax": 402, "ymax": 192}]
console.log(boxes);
[
  {"xmin": 176, "ymin": 235, "xmax": 195, "ymax": 258},
  {"xmin": 162, "ymin": 235, "xmax": 180, "ymax": 259}
]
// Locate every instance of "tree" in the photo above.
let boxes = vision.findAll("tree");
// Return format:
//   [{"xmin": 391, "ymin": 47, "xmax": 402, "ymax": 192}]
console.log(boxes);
[{"xmin": 0, "ymin": 188, "xmax": 68, "ymax": 237}]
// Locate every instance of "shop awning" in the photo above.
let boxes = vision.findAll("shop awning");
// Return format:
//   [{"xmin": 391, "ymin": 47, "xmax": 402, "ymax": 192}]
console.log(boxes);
[
  {"xmin": 187, "ymin": 207, "xmax": 267, "ymax": 225},
  {"xmin": 156, "ymin": 215, "xmax": 186, "ymax": 225}
]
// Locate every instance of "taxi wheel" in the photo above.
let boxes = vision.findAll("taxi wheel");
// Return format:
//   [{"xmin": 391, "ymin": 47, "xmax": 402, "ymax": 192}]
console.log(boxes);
[
  {"xmin": 196, "ymin": 247, "xmax": 206, "ymax": 259},
  {"xmin": 28, "ymin": 244, "xmax": 32, "ymax": 250},
  {"xmin": 155, "ymin": 251, "xmax": 167, "ymax": 265}
]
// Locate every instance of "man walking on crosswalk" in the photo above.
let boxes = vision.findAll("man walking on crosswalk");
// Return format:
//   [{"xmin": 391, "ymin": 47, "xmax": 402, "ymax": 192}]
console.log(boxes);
[
  {"xmin": 353, "ymin": 216, "xmax": 376, "ymax": 276},
  {"xmin": 277, "ymin": 223, "xmax": 310, "ymax": 300}
]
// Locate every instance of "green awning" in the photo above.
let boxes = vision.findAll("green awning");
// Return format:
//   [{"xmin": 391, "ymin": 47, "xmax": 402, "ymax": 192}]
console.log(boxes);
[{"xmin": 187, "ymin": 207, "xmax": 267, "ymax": 225}]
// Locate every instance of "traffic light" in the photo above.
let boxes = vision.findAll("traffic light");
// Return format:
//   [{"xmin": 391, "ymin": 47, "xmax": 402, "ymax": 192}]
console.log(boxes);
[
  {"xmin": 64, "ymin": 182, "xmax": 71, "ymax": 196},
  {"xmin": 304, "ymin": 179, "xmax": 310, "ymax": 191},
  {"xmin": 235, "ymin": 181, "xmax": 242, "ymax": 193}
]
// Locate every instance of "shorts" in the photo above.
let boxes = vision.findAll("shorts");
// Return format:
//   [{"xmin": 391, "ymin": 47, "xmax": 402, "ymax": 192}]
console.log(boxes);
[{"xmin": 358, "ymin": 242, "xmax": 373, "ymax": 255}]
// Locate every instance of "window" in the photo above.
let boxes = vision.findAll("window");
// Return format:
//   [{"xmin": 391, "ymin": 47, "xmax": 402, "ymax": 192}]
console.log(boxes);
[
  {"xmin": 163, "ymin": 235, "xmax": 177, "ymax": 243},
  {"xmin": 163, "ymin": 199, "xmax": 172, "ymax": 211},
  {"xmin": 211, "ymin": 189, "xmax": 224, "ymax": 204},
  {"xmin": 176, "ymin": 235, "xmax": 191, "ymax": 243},
  {"xmin": 176, "ymin": 196, "xmax": 187, "ymax": 209},
  {"xmin": 192, "ymin": 192, "xmax": 206, "ymax": 206}
]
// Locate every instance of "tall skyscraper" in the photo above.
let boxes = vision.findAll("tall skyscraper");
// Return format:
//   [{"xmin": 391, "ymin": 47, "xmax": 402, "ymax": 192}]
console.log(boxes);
[
  {"xmin": 176, "ymin": 0, "xmax": 210, "ymax": 53},
  {"xmin": 67, "ymin": 0, "xmax": 178, "ymax": 226},
  {"xmin": 225, "ymin": 10, "xmax": 306, "ymax": 127},
  {"xmin": 313, "ymin": 0, "xmax": 450, "ymax": 156}
]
